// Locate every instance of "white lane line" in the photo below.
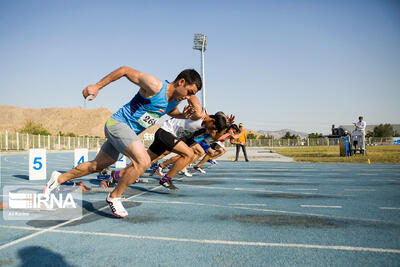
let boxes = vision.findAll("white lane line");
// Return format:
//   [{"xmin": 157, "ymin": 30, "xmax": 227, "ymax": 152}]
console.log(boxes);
[
  {"xmin": 229, "ymin": 203, "xmax": 267, "ymax": 207},
  {"xmin": 179, "ymin": 184, "xmax": 345, "ymax": 197},
  {"xmin": 301, "ymin": 205, "xmax": 342, "ymax": 209},
  {"xmin": 327, "ymin": 179, "xmax": 354, "ymax": 182},
  {"xmin": 371, "ymin": 179, "xmax": 400, "ymax": 182},
  {"xmin": 287, "ymin": 189, "xmax": 318, "ymax": 191},
  {"xmin": 208, "ymin": 177, "xmax": 310, "ymax": 183},
  {"xmin": 344, "ymin": 189, "xmax": 376, "ymax": 192},
  {"xmin": 379, "ymin": 207, "xmax": 400, "ymax": 210},
  {"xmin": 0, "ymin": 165, "xmax": 28, "ymax": 171},
  {"xmin": 4, "ymin": 157, "xmax": 72, "ymax": 169},
  {"xmin": 90, "ymin": 196, "xmax": 398, "ymax": 226},
  {"xmin": 0, "ymin": 181, "xmax": 169, "ymax": 251},
  {"xmin": 0, "ymin": 225, "xmax": 399, "ymax": 254}
]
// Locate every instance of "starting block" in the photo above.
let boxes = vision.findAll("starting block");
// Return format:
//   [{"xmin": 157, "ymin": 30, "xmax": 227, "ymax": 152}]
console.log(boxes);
[
  {"xmin": 115, "ymin": 154, "xmax": 126, "ymax": 168},
  {"xmin": 74, "ymin": 148, "xmax": 88, "ymax": 167},
  {"xmin": 29, "ymin": 149, "xmax": 46, "ymax": 180}
]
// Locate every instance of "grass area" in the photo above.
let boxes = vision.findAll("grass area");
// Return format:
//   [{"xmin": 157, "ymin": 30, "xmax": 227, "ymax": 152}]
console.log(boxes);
[{"xmin": 272, "ymin": 145, "xmax": 400, "ymax": 164}]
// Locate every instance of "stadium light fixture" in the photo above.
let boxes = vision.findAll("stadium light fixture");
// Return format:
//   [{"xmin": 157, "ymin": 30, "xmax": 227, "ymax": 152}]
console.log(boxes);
[{"xmin": 193, "ymin": 33, "xmax": 207, "ymax": 108}]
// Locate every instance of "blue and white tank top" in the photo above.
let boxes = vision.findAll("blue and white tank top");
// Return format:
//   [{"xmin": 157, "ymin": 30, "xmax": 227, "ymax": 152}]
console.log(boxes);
[
  {"xmin": 112, "ymin": 80, "xmax": 178, "ymax": 134},
  {"xmin": 194, "ymin": 132, "xmax": 213, "ymax": 145}
]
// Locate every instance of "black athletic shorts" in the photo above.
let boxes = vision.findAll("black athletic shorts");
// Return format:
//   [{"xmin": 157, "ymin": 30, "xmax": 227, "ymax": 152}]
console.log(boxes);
[
  {"xmin": 180, "ymin": 136, "xmax": 197, "ymax": 147},
  {"xmin": 148, "ymin": 128, "xmax": 181, "ymax": 156},
  {"xmin": 210, "ymin": 143, "xmax": 218, "ymax": 150}
]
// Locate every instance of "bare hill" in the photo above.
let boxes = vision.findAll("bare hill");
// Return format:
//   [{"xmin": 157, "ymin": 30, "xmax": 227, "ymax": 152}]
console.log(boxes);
[
  {"xmin": 0, "ymin": 105, "xmax": 264, "ymax": 139},
  {"xmin": 0, "ymin": 106, "xmax": 113, "ymax": 137}
]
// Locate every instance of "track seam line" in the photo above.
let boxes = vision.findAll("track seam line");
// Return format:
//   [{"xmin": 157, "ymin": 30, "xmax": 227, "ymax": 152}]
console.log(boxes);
[{"xmin": 0, "ymin": 225, "xmax": 399, "ymax": 254}]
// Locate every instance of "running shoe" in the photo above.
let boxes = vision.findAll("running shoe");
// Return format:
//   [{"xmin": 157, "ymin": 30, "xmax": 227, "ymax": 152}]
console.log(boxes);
[
  {"xmin": 106, "ymin": 193, "xmax": 128, "ymax": 218},
  {"xmin": 43, "ymin": 171, "xmax": 61, "ymax": 195},
  {"xmin": 151, "ymin": 163, "xmax": 165, "ymax": 177},
  {"xmin": 100, "ymin": 170, "xmax": 119, "ymax": 188},
  {"xmin": 207, "ymin": 159, "xmax": 218, "ymax": 165},
  {"xmin": 159, "ymin": 176, "xmax": 179, "ymax": 191},
  {"xmin": 75, "ymin": 181, "xmax": 90, "ymax": 192},
  {"xmin": 193, "ymin": 166, "xmax": 206, "ymax": 174},
  {"xmin": 180, "ymin": 168, "xmax": 192, "ymax": 177}
]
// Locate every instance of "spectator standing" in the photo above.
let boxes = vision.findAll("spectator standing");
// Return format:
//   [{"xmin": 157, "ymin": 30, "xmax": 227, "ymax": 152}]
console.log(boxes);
[
  {"xmin": 232, "ymin": 123, "xmax": 249, "ymax": 161},
  {"xmin": 354, "ymin": 116, "xmax": 366, "ymax": 155}
]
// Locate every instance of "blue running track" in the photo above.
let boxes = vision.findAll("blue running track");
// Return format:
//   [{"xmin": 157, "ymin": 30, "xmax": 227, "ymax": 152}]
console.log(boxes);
[{"xmin": 1, "ymin": 152, "xmax": 400, "ymax": 266}]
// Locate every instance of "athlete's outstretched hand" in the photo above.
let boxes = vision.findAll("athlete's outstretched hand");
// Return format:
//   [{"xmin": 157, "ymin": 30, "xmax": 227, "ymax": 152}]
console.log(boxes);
[
  {"xmin": 82, "ymin": 84, "xmax": 100, "ymax": 101},
  {"xmin": 182, "ymin": 105, "xmax": 195, "ymax": 118},
  {"xmin": 227, "ymin": 114, "xmax": 235, "ymax": 126}
]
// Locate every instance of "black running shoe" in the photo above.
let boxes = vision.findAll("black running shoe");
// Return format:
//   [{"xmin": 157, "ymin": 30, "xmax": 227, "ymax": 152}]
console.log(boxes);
[
  {"xmin": 103, "ymin": 171, "xmax": 118, "ymax": 188},
  {"xmin": 159, "ymin": 177, "xmax": 179, "ymax": 191}
]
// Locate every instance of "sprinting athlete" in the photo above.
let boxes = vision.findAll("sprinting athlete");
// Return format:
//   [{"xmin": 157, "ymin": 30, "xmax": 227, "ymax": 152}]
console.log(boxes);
[
  {"xmin": 157, "ymin": 113, "xmax": 235, "ymax": 174},
  {"xmin": 44, "ymin": 66, "xmax": 202, "ymax": 218},
  {"xmin": 105, "ymin": 110, "xmax": 227, "ymax": 190},
  {"xmin": 193, "ymin": 124, "xmax": 242, "ymax": 171}
]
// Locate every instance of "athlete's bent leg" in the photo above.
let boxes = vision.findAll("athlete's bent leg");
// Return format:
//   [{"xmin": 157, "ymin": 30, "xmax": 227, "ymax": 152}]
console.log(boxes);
[
  {"xmin": 58, "ymin": 150, "xmax": 116, "ymax": 184},
  {"xmin": 110, "ymin": 140, "xmax": 151, "ymax": 198},
  {"xmin": 166, "ymin": 141, "xmax": 194, "ymax": 178},
  {"xmin": 160, "ymin": 154, "xmax": 180, "ymax": 168},
  {"xmin": 191, "ymin": 143, "xmax": 205, "ymax": 164}
]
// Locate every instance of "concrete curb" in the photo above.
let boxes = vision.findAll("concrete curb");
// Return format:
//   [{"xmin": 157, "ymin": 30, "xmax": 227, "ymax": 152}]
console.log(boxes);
[{"xmin": 218, "ymin": 147, "xmax": 294, "ymax": 162}]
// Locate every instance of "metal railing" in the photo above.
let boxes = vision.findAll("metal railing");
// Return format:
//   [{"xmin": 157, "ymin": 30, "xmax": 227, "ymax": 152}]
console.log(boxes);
[
  {"xmin": 0, "ymin": 132, "xmax": 106, "ymax": 151},
  {"xmin": 224, "ymin": 137, "xmax": 398, "ymax": 147},
  {"xmin": 0, "ymin": 132, "xmax": 398, "ymax": 151}
]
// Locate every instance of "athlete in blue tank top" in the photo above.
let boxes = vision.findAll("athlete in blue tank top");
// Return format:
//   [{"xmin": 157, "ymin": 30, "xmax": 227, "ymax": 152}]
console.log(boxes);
[
  {"xmin": 112, "ymin": 80, "xmax": 179, "ymax": 134},
  {"xmin": 44, "ymin": 66, "xmax": 202, "ymax": 218}
]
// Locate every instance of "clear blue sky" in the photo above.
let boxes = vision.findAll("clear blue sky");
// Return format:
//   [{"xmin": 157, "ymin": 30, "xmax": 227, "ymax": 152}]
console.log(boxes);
[{"xmin": 1, "ymin": 0, "xmax": 399, "ymax": 134}]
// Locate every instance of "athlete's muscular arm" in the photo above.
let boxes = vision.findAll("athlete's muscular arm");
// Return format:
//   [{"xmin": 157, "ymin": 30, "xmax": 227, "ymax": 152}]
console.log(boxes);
[
  {"xmin": 209, "ymin": 129, "xmax": 227, "ymax": 141},
  {"xmin": 217, "ymin": 126, "xmax": 243, "ymax": 141},
  {"xmin": 229, "ymin": 128, "xmax": 244, "ymax": 139},
  {"xmin": 82, "ymin": 66, "xmax": 162, "ymax": 101},
  {"xmin": 187, "ymin": 95, "xmax": 203, "ymax": 120}
]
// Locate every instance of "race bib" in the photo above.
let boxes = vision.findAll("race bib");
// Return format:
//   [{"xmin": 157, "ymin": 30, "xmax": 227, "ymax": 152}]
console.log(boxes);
[{"xmin": 137, "ymin": 111, "xmax": 161, "ymax": 128}]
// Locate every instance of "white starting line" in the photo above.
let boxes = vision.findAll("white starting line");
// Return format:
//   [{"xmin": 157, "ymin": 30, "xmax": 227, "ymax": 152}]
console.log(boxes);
[
  {"xmin": 287, "ymin": 188, "xmax": 318, "ymax": 191},
  {"xmin": 344, "ymin": 189, "xmax": 376, "ymax": 192},
  {"xmin": 379, "ymin": 207, "xmax": 400, "ymax": 210},
  {"xmin": 301, "ymin": 205, "xmax": 342, "ymax": 209}
]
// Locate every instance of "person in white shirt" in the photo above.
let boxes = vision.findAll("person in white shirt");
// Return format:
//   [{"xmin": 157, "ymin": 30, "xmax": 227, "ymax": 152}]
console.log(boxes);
[{"xmin": 354, "ymin": 116, "xmax": 366, "ymax": 154}]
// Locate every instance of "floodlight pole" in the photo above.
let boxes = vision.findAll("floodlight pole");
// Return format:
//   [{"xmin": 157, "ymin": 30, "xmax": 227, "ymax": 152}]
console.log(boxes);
[
  {"xmin": 193, "ymin": 33, "xmax": 207, "ymax": 109},
  {"xmin": 200, "ymin": 43, "xmax": 205, "ymax": 109}
]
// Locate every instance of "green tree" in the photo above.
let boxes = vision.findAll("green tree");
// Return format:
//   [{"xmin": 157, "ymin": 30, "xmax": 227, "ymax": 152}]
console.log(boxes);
[
  {"xmin": 373, "ymin": 124, "xmax": 395, "ymax": 137},
  {"xmin": 365, "ymin": 130, "xmax": 374, "ymax": 138},
  {"xmin": 19, "ymin": 120, "xmax": 51, "ymax": 135},
  {"xmin": 58, "ymin": 131, "xmax": 77, "ymax": 137},
  {"xmin": 283, "ymin": 131, "xmax": 297, "ymax": 139},
  {"xmin": 247, "ymin": 133, "xmax": 257, "ymax": 139},
  {"xmin": 258, "ymin": 134, "xmax": 273, "ymax": 139},
  {"xmin": 308, "ymin": 132, "xmax": 323, "ymax": 138}
]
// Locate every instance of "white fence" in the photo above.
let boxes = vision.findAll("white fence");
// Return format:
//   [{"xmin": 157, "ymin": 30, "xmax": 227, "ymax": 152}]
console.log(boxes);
[
  {"xmin": 0, "ymin": 132, "xmax": 106, "ymax": 151},
  {"xmin": 224, "ymin": 137, "xmax": 398, "ymax": 147},
  {"xmin": 0, "ymin": 132, "xmax": 398, "ymax": 151}
]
